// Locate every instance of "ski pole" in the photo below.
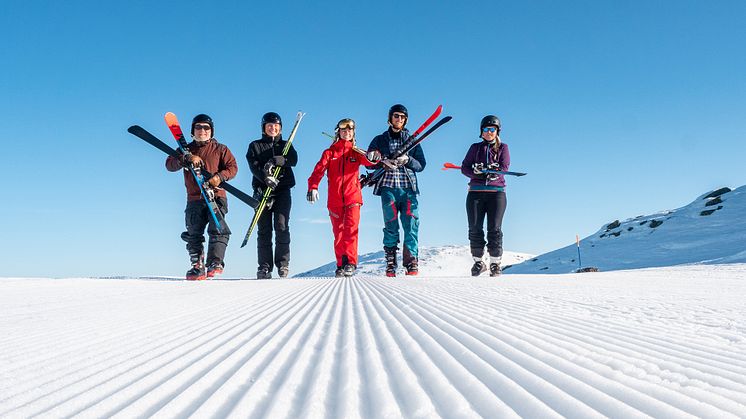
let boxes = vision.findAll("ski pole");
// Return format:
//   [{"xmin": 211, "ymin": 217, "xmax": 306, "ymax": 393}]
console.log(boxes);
[{"xmin": 576, "ymin": 235, "xmax": 582, "ymax": 270}]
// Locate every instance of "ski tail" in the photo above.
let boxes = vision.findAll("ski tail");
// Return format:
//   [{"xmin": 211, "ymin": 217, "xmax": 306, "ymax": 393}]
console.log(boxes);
[
  {"xmin": 442, "ymin": 162, "xmax": 461, "ymax": 170},
  {"xmin": 241, "ymin": 112, "xmax": 306, "ymax": 248}
]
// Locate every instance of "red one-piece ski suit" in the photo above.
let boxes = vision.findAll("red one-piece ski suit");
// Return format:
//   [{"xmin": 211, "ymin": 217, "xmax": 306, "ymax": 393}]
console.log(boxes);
[{"xmin": 308, "ymin": 139, "xmax": 375, "ymax": 267}]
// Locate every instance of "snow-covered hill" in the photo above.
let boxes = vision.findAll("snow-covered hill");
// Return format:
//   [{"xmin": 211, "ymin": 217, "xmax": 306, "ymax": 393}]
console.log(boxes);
[
  {"xmin": 295, "ymin": 245, "xmax": 533, "ymax": 277},
  {"xmin": 507, "ymin": 185, "xmax": 746, "ymax": 274},
  {"xmin": 1, "ymin": 267, "xmax": 745, "ymax": 417}
]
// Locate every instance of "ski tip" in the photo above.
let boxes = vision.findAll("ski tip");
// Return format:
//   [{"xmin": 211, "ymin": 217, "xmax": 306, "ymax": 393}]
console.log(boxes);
[
  {"xmin": 127, "ymin": 125, "xmax": 140, "ymax": 133},
  {"xmin": 164, "ymin": 112, "xmax": 178, "ymax": 126}
]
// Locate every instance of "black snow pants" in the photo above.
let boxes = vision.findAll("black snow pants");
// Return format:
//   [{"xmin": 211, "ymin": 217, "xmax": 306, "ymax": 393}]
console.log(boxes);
[
  {"xmin": 257, "ymin": 188, "xmax": 292, "ymax": 270},
  {"xmin": 466, "ymin": 191, "xmax": 506, "ymax": 258},
  {"xmin": 181, "ymin": 197, "xmax": 230, "ymax": 266}
]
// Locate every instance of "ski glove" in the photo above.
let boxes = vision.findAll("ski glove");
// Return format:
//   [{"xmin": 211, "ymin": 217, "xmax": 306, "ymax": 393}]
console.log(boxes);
[
  {"xmin": 265, "ymin": 176, "xmax": 279, "ymax": 189},
  {"xmin": 381, "ymin": 159, "xmax": 398, "ymax": 171},
  {"xmin": 271, "ymin": 155, "xmax": 286, "ymax": 167},
  {"xmin": 472, "ymin": 162, "xmax": 485, "ymax": 175},
  {"xmin": 307, "ymin": 189, "xmax": 319, "ymax": 204},
  {"xmin": 263, "ymin": 161, "xmax": 276, "ymax": 176},
  {"xmin": 487, "ymin": 162, "xmax": 500, "ymax": 171},
  {"xmin": 367, "ymin": 150, "xmax": 382, "ymax": 162}
]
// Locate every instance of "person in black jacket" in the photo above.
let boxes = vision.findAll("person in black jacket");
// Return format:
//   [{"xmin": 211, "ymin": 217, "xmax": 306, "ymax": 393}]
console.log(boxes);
[{"xmin": 246, "ymin": 112, "xmax": 298, "ymax": 279}]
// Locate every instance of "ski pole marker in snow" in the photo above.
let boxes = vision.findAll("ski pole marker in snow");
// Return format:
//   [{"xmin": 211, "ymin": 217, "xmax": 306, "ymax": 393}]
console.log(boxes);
[
  {"xmin": 442, "ymin": 162, "xmax": 527, "ymax": 177},
  {"xmin": 574, "ymin": 235, "xmax": 600, "ymax": 273},
  {"xmin": 576, "ymin": 235, "xmax": 582, "ymax": 269}
]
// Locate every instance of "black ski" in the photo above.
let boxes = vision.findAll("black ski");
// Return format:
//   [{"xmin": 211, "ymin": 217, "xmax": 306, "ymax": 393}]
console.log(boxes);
[
  {"xmin": 127, "ymin": 125, "xmax": 259, "ymax": 208},
  {"xmin": 360, "ymin": 115, "xmax": 453, "ymax": 187}
]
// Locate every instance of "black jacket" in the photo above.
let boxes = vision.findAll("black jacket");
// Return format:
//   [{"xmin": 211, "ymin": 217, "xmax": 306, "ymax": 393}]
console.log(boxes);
[{"xmin": 246, "ymin": 134, "xmax": 299, "ymax": 192}]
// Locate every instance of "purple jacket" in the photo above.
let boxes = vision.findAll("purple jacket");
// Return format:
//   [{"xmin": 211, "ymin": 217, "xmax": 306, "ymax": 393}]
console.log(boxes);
[{"xmin": 461, "ymin": 141, "xmax": 510, "ymax": 189}]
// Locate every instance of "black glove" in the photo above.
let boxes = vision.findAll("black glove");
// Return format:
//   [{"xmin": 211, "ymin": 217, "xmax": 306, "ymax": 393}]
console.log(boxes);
[
  {"xmin": 271, "ymin": 155, "xmax": 286, "ymax": 167},
  {"xmin": 265, "ymin": 175, "xmax": 279, "ymax": 189},
  {"xmin": 263, "ymin": 161, "xmax": 276, "ymax": 176}
]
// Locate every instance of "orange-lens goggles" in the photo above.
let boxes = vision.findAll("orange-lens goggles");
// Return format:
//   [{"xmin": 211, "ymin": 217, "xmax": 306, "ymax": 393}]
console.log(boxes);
[{"xmin": 337, "ymin": 120, "xmax": 355, "ymax": 130}]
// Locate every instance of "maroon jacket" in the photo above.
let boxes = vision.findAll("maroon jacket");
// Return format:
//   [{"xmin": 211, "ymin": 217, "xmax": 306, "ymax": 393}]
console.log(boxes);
[{"xmin": 166, "ymin": 138, "xmax": 238, "ymax": 202}]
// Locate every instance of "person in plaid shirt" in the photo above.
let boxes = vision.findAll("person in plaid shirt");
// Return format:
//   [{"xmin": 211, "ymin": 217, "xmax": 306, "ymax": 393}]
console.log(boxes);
[{"xmin": 366, "ymin": 104, "xmax": 427, "ymax": 277}]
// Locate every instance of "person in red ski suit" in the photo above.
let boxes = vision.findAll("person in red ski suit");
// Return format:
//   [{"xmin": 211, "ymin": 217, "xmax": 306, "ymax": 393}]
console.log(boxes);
[{"xmin": 307, "ymin": 118, "xmax": 375, "ymax": 277}]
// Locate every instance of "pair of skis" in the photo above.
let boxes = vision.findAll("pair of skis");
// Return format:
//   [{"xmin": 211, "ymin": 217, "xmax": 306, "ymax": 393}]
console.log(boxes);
[
  {"xmin": 128, "ymin": 114, "xmax": 260, "ymax": 236},
  {"xmin": 360, "ymin": 105, "xmax": 452, "ymax": 188},
  {"xmin": 441, "ymin": 162, "xmax": 527, "ymax": 177}
]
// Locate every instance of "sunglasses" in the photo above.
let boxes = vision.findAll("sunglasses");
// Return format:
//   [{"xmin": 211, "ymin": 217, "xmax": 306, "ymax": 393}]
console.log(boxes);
[
  {"xmin": 391, "ymin": 113, "xmax": 407, "ymax": 120},
  {"xmin": 194, "ymin": 124, "xmax": 212, "ymax": 131},
  {"xmin": 482, "ymin": 127, "xmax": 497, "ymax": 133}
]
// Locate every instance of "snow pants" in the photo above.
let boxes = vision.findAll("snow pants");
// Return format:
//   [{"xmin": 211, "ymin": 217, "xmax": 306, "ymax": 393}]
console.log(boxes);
[
  {"xmin": 329, "ymin": 204, "xmax": 361, "ymax": 267},
  {"xmin": 257, "ymin": 189, "xmax": 291, "ymax": 271},
  {"xmin": 380, "ymin": 187, "xmax": 419, "ymax": 266},
  {"xmin": 466, "ymin": 191, "xmax": 506, "ymax": 258},
  {"xmin": 181, "ymin": 197, "xmax": 230, "ymax": 266}
]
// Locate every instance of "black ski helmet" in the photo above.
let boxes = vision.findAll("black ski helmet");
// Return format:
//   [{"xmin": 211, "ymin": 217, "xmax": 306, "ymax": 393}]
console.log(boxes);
[
  {"xmin": 480, "ymin": 115, "xmax": 501, "ymax": 134},
  {"xmin": 388, "ymin": 104, "xmax": 408, "ymax": 126},
  {"xmin": 261, "ymin": 112, "xmax": 282, "ymax": 132},
  {"xmin": 191, "ymin": 113, "xmax": 214, "ymax": 136}
]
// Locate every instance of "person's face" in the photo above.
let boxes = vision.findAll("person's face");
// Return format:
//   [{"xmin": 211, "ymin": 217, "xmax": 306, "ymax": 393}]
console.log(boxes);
[
  {"xmin": 338, "ymin": 126, "xmax": 354, "ymax": 141},
  {"xmin": 481, "ymin": 126, "xmax": 498, "ymax": 142},
  {"xmin": 193, "ymin": 123, "xmax": 212, "ymax": 141},
  {"xmin": 264, "ymin": 123, "xmax": 281, "ymax": 137},
  {"xmin": 390, "ymin": 112, "xmax": 407, "ymax": 131}
]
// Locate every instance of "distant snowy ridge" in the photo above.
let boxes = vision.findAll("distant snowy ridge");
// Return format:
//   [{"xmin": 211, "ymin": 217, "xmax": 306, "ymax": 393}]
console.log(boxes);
[
  {"xmin": 295, "ymin": 245, "xmax": 533, "ymax": 277},
  {"xmin": 508, "ymin": 185, "xmax": 746, "ymax": 273}
]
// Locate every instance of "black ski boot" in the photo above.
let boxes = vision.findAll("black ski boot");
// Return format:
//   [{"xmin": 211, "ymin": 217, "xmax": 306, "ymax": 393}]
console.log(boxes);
[
  {"xmin": 207, "ymin": 260, "xmax": 224, "ymax": 278},
  {"xmin": 471, "ymin": 260, "xmax": 487, "ymax": 277},
  {"xmin": 490, "ymin": 263, "xmax": 502, "ymax": 277},
  {"xmin": 384, "ymin": 246, "xmax": 398, "ymax": 277},
  {"xmin": 343, "ymin": 264, "xmax": 356, "ymax": 277},
  {"xmin": 278, "ymin": 266, "xmax": 289, "ymax": 278},
  {"xmin": 257, "ymin": 264, "xmax": 272, "ymax": 279},
  {"xmin": 335, "ymin": 266, "xmax": 344, "ymax": 278},
  {"xmin": 186, "ymin": 253, "xmax": 206, "ymax": 281},
  {"xmin": 405, "ymin": 261, "xmax": 418, "ymax": 276}
]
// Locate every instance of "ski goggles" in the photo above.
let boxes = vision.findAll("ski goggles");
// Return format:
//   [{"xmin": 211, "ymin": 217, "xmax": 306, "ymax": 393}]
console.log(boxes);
[
  {"xmin": 482, "ymin": 127, "xmax": 497, "ymax": 133},
  {"xmin": 194, "ymin": 124, "xmax": 212, "ymax": 131},
  {"xmin": 336, "ymin": 119, "xmax": 355, "ymax": 130}
]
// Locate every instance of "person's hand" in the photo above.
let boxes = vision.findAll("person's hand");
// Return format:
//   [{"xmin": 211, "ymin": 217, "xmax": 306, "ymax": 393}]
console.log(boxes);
[
  {"xmin": 307, "ymin": 189, "xmax": 319, "ymax": 204},
  {"xmin": 382, "ymin": 159, "xmax": 398, "ymax": 171},
  {"xmin": 472, "ymin": 162, "xmax": 485, "ymax": 175},
  {"xmin": 182, "ymin": 153, "xmax": 202, "ymax": 167},
  {"xmin": 487, "ymin": 162, "xmax": 500, "ymax": 171},
  {"xmin": 394, "ymin": 155, "xmax": 409, "ymax": 167},
  {"xmin": 263, "ymin": 161, "xmax": 276, "ymax": 176},
  {"xmin": 271, "ymin": 155, "xmax": 286, "ymax": 167},
  {"xmin": 265, "ymin": 176, "xmax": 279, "ymax": 189},
  {"xmin": 208, "ymin": 175, "xmax": 222, "ymax": 188},
  {"xmin": 367, "ymin": 150, "xmax": 382, "ymax": 162}
]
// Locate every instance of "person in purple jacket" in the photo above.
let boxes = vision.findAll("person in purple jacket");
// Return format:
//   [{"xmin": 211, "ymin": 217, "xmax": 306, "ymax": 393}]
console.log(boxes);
[{"xmin": 460, "ymin": 115, "xmax": 510, "ymax": 277}]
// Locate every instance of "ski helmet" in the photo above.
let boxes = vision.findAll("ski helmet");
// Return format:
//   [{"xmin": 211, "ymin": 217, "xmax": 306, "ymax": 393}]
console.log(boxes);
[
  {"xmin": 480, "ymin": 115, "xmax": 501, "ymax": 134},
  {"xmin": 388, "ymin": 104, "xmax": 408, "ymax": 126},
  {"xmin": 261, "ymin": 112, "xmax": 282, "ymax": 131},
  {"xmin": 191, "ymin": 114, "xmax": 214, "ymax": 136}
]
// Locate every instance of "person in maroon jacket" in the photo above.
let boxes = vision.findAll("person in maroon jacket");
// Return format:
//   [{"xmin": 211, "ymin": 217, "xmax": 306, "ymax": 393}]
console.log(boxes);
[
  {"xmin": 460, "ymin": 115, "xmax": 510, "ymax": 277},
  {"xmin": 307, "ymin": 118, "xmax": 375, "ymax": 277},
  {"xmin": 166, "ymin": 114, "xmax": 238, "ymax": 280}
]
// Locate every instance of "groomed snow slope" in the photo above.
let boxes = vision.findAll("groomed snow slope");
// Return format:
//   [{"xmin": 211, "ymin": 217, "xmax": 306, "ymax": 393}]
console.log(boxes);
[{"xmin": 1, "ymin": 267, "xmax": 745, "ymax": 418}]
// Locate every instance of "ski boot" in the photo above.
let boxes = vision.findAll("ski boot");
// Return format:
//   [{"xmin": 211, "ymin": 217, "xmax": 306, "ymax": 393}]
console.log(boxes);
[
  {"xmin": 343, "ymin": 264, "xmax": 357, "ymax": 277},
  {"xmin": 335, "ymin": 266, "xmax": 344, "ymax": 278},
  {"xmin": 490, "ymin": 263, "xmax": 501, "ymax": 277},
  {"xmin": 257, "ymin": 264, "xmax": 272, "ymax": 280},
  {"xmin": 278, "ymin": 266, "xmax": 289, "ymax": 278},
  {"xmin": 471, "ymin": 259, "xmax": 487, "ymax": 277},
  {"xmin": 206, "ymin": 260, "xmax": 224, "ymax": 278},
  {"xmin": 384, "ymin": 246, "xmax": 398, "ymax": 277},
  {"xmin": 186, "ymin": 253, "xmax": 206, "ymax": 281},
  {"xmin": 405, "ymin": 261, "xmax": 418, "ymax": 276}
]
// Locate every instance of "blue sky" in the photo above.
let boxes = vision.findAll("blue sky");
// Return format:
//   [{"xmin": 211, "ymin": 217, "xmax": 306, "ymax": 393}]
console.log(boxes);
[{"xmin": 2, "ymin": 0, "xmax": 745, "ymax": 277}]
